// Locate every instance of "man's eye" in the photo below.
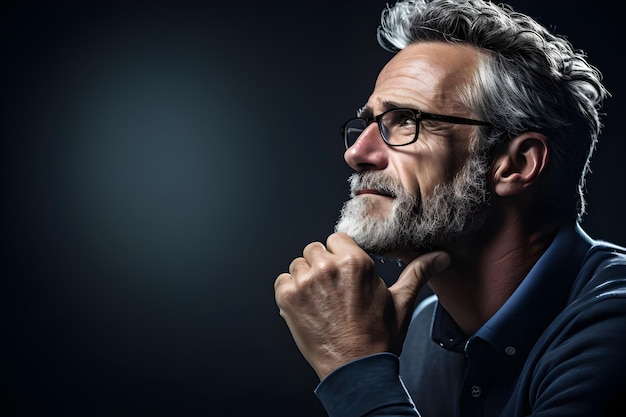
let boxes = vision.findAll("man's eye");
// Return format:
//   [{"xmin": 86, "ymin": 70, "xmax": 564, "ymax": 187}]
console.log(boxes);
[
  {"xmin": 398, "ymin": 117, "xmax": 417, "ymax": 127},
  {"xmin": 385, "ymin": 110, "xmax": 417, "ymax": 128}
]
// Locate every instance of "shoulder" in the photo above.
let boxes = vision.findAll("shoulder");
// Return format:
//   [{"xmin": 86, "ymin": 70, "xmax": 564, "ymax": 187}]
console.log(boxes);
[
  {"xmin": 570, "ymin": 239, "xmax": 626, "ymax": 302},
  {"xmin": 512, "ymin": 242, "xmax": 626, "ymax": 415}
]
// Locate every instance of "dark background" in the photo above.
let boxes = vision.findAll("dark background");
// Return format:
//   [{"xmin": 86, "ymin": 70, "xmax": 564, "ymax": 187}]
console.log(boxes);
[{"xmin": 1, "ymin": 1, "xmax": 624, "ymax": 416}]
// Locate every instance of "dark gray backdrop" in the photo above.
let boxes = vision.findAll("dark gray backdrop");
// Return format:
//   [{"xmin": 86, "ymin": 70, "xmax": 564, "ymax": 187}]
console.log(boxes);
[{"xmin": 1, "ymin": 1, "xmax": 624, "ymax": 416}]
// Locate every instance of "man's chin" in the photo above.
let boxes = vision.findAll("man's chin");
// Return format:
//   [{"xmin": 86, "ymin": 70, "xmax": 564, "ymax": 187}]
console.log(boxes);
[{"xmin": 342, "ymin": 231, "xmax": 418, "ymax": 259}]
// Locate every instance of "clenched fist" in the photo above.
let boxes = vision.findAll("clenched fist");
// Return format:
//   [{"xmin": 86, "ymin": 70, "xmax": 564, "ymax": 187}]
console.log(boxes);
[{"xmin": 274, "ymin": 232, "xmax": 450, "ymax": 380}]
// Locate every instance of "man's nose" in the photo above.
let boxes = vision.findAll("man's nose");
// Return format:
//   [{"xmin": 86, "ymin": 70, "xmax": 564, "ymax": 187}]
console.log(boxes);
[{"xmin": 343, "ymin": 123, "xmax": 389, "ymax": 172}]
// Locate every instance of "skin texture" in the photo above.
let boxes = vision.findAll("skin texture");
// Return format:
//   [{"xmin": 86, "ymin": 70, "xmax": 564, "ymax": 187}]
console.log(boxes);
[
  {"xmin": 274, "ymin": 233, "xmax": 450, "ymax": 380},
  {"xmin": 346, "ymin": 42, "xmax": 482, "ymax": 222},
  {"xmin": 274, "ymin": 42, "xmax": 555, "ymax": 381}
]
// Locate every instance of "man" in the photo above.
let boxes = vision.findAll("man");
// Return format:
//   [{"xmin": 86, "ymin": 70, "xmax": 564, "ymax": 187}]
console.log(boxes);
[{"xmin": 274, "ymin": 0, "xmax": 626, "ymax": 416}]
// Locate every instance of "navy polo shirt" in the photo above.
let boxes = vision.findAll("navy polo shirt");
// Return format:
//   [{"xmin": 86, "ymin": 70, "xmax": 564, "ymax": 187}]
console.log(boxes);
[{"xmin": 315, "ymin": 224, "xmax": 626, "ymax": 416}]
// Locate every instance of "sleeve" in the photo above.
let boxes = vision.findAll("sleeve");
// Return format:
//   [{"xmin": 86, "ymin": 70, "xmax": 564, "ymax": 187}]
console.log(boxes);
[
  {"xmin": 314, "ymin": 353, "xmax": 420, "ymax": 417},
  {"xmin": 520, "ymin": 294, "xmax": 626, "ymax": 416}
]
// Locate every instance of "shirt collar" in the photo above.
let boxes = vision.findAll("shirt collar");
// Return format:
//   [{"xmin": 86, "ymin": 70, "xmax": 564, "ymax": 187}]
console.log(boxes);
[{"xmin": 432, "ymin": 223, "xmax": 593, "ymax": 359}]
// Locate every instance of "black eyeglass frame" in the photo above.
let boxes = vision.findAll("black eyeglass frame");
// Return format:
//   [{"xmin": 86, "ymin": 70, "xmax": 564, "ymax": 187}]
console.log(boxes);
[{"xmin": 340, "ymin": 107, "xmax": 491, "ymax": 149}]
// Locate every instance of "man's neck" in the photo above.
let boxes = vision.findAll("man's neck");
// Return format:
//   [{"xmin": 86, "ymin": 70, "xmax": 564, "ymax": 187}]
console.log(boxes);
[{"xmin": 427, "ymin": 213, "xmax": 560, "ymax": 336}]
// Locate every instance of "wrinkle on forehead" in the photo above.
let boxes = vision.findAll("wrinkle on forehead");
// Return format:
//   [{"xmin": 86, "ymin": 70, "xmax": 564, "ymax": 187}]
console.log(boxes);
[{"xmin": 368, "ymin": 42, "xmax": 482, "ymax": 116}]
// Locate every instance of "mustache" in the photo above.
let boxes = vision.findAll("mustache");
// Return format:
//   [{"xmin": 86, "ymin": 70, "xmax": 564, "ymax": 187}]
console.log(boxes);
[{"xmin": 348, "ymin": 171, "xmax": 410, "ymax": 199}]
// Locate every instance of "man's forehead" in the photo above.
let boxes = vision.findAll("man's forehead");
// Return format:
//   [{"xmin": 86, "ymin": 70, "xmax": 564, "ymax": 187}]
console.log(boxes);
[
  {"xmin": 388, "ymin": 41, "xmax": 482, "ymax": 70},
  {"xmin": 364, "ymin": 42, "xmax": 482, "ymax": 116}
]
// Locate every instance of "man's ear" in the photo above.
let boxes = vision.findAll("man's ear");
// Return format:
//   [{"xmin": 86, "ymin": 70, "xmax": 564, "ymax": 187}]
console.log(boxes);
[{"xmin": 490, "ymin": 132, "xmax": 549, "ymax": 197}]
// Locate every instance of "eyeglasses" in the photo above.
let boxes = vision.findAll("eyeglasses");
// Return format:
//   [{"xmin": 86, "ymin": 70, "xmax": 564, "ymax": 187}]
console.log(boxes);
[{"xmin": 340, "ymin": 108, "xmax": 491, "ymax": 149}]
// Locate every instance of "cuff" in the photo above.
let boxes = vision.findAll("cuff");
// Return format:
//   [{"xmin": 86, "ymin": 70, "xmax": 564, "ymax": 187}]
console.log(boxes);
[{"xmin": 314, "ymin": 353, "xmax": 416, "ymax": 417}]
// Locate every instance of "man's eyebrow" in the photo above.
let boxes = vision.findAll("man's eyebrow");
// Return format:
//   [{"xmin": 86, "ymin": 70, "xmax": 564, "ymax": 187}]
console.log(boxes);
[
  {"xmin": 357, "ymin": 106, "xmax": 372, "ymax": 118},
  {"xmin": 381, "ymin": 101, "xmax": 414, "ymax": 112},
  {"xmin": 357, "ymin": 102, "xmax": 416, "ymax": 118}
]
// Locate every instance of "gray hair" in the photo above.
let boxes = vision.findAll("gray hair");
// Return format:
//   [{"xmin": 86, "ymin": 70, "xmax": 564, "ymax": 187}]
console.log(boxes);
[{"xmin": 377, "ymin": 0, "xmax": 608, "ymax": 221}]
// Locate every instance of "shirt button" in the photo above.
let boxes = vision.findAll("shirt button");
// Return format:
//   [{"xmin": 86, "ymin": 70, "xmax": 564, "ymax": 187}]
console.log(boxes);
[
  {"xmin": 471, "ymin": 385, "xmax": 482, "ymax": 398},
  {"xmin": 505, "ymin": 346, "xmax": 517, "ymax": 356}
]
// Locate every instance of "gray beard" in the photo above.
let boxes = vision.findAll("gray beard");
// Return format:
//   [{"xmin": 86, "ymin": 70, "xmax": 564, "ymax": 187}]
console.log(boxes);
[{"xmin": 334, "ymin": 153, "xmax": 490, "ymax": 255}]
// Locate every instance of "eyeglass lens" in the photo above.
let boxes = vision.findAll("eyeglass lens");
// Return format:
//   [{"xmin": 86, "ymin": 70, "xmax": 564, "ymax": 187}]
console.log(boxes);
[{"xmin": 343, "ymin": 109, "xmax": 419, "ymax": 148}]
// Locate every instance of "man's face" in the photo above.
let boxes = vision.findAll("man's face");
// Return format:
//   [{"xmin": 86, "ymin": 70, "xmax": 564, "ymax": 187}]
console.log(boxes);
[{"xmin": 335, "ymin": 42, "xmax": 491, "ymax": 257}]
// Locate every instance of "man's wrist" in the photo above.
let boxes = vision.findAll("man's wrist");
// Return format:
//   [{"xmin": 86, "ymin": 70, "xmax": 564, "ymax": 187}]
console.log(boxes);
[{"xmin": 314, "ymin": 353, "xmax": 416, "ymax": 417}]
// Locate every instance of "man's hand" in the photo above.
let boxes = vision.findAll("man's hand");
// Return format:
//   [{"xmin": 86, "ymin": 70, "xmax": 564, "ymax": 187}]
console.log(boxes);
[{"xmin": 274, "ymin": 232, "xmax": 450, "ymax": 380}]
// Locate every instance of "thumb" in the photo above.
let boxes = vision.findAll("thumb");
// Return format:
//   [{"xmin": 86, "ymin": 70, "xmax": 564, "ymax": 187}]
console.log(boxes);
[{"xmin": 389, "ymin": 251, "xmax": 451, "ymax": 308}]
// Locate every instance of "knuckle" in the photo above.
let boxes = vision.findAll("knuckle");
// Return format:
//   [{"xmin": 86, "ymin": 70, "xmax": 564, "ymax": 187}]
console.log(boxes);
[
  {"xmin": 303, "ymin": 241, "xmax": 326, "ymax": 260},
  {"xmin": 413, "ymin": 259, "xmax": 429, "ymax": 276},
  {"xmin": 340, "ymin": 252, "xmax": 375, "ymax": 273},
  {"xmin": 288, "ymin": 257, "xmax": 305, "ymax": 274},
  {"xmin": 274, "ymin": 278, "xmax": 297, "ymax": 308},
  {"xmin": 304, "ymin": 241, "xmax": 324, "ymax": 252},
  {"xmin": 326, "ymin": 232, "xmax": 341, "ymax": 246},
  {"xmin": 274, "ymin": 273, "xmax": 289, "ymax": 291},
  {"xmin": 313, "ymin": 258, "xmax": 337, "ymax": 276}
]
